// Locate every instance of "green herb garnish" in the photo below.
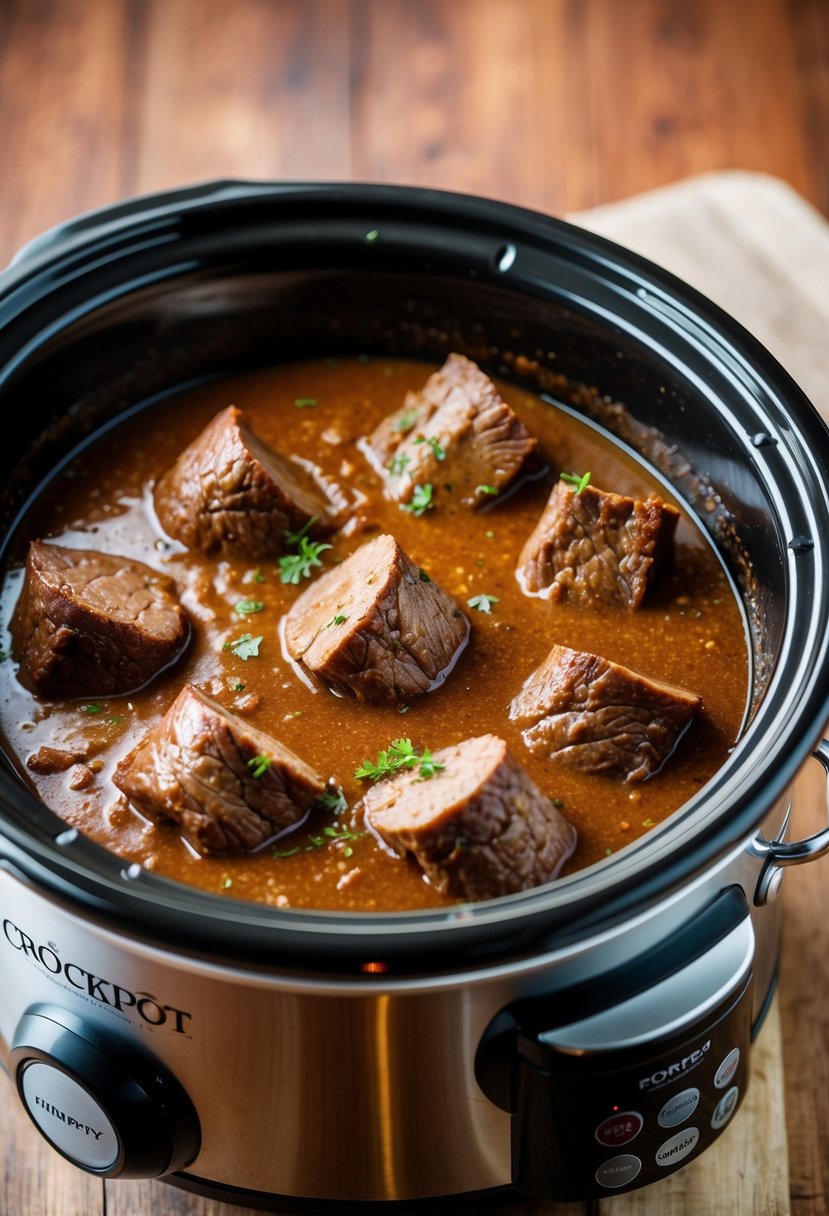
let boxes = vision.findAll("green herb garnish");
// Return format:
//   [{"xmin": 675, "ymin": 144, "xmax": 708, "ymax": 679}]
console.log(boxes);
[
  {"xmin": 223, "ymin": 633, "xmax": 263, "ymax": 660},
  {"xmin": 227, "ymin": 678, "xmax": 246, "ymax": 692},
  {"xmin": 415, "ymin": 748, "xmax": 444, "ymax": 780},
  {"xmin": 388, "ymin": 453, "xmax": 411, "ymax": 476},
  {"xmin": 393, "ymin": 409, "xmax": 417, "ymax": 434},
  {"xmin": 414, "ymin": 435, "xmax": 446, "ymax": 461},
  {"xmin": 316, "ymin": 787, "xmax": 348, "ymax": 815},
  {"xmin": 294, "ymin": 397, "xmax": 317, "ymax": 408},
  {"xmin": 245, "ymin": 567, "xmax": 265, "ymax": 584},
  {"xmin": 560, "ymin": 470, "xmax": 591, "ymax": 494},
  {"xmin": 476, "ymin": 484, "xmax": 499, "ymax": 496},
  {"xmin": 418, "ymin": 567, "xmax": 431, "ymax": 583},
  {"xmin": 401, "ymin": 483, "xmax": 434, "ymax": 517},
  {"xmin": 83, "ymin": 703, "xmax": 103, "ymax": 715},
  {"xmin": 273, "ymin": 824, "xmax": 363, "ymax": 860},
  {"xmin": 355, "ymin": 738, "xmax": 445, "ymax": 783},
  {"xmin": 247, "ymin": 754, "xmax": 272, "ymax": 779},
  {"xmin": 467, "ymin": 594, "xmax": 499, "ymax": 614},
  {"xmin": 235, "ymin": 599, "xmax": 264, "ymax": 616},
  {"xmin": 278, "ymin": 536, "xmax": 332, "ymax": 585},
  {"xmin": 325, "ymin": 613, "xmax": 348, "ymax": 628}
]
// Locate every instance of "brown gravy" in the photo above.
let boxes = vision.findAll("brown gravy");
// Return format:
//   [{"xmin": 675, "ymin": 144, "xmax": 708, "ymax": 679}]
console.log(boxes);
[{"xmin": 0, "ymin": 357, "xmax": 750, "ymax": 911}]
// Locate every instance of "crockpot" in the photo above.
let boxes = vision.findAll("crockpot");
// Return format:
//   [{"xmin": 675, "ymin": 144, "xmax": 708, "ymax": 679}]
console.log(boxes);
[{"xmin": 1, "ymin": 182, "xmax": 829, "ymax": 1209}]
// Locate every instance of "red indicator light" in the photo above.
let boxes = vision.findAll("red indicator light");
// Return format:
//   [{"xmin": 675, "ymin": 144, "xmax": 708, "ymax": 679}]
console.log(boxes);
[{"xmin": 612, "ymin": 1105, "xmax": 620, "ymax": 1112}]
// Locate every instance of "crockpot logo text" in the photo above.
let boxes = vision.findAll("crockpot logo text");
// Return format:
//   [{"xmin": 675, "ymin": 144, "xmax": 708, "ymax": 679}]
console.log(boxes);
[
  {"xmin": 3, "ymin": 920, "xmax": 192, "ymax": 1034},
  {"xmin": 638, "ymin": 1040, "xmax": 711, "ymax": 1091}
]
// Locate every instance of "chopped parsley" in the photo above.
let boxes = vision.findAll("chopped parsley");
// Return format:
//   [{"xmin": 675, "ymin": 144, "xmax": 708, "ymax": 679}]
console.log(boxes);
[
  {"xmin": 325, "ymin": 613, "xmax": 348, "ymax": 628},
  {"xmin": 247, "ymin": 754, "xmax": 272, "ymax": 779},
  {"xmin": 418, "ymin": 567, "xmax": 431, "ymax": 583},
  {"xmin": 414, "ymin": 435, "xmax": 446, "ymax": 461},
  {"xmin": 294, "ymin": 397, "xmax": 317, "ymax": 408},
  {"xmin": 284, "ymin": 517, "xmax": 315, "ymax": 546},
  {"xmin": 274, "ymin": 822, "xmax": 363, "ymax": 859},
  {"xmin": 235, "ymin": 599, "xmax": 264, "ymax": 616},
  {"xmin": 476, "ymin": 484, "xmax": 499, "ymax": 496},
  {"xmin": 107, "ymin": 715, "xmax": 124, "ymax": 727},
  {"xmin": 393, "ymin": 409, "xmax": 417, "ymax": 434},
  {"xmin": 355, "ymin": 737, "xmax": 445, "ymax": 783},
  {"xmin": 245, "ymin": 567, "xmax": 265, "ymax": 584},
  {"xmin": 316, "ymin": 787, "xmax": 348, "ymax": 815},
  {"xmin": 227, "ymin": 677, "xmax": 246, "ymax": 692},
  {"xmin": 223, "ymin": 633, "xmax": 263, "ymax": 660},
  {"xmin": 278, "ymin": 536, "xmax": 332, "ymax": 585},
  {"xmin": 560, "ymin": 470, "xmax": 591, "ymax": 495},
  {"xmin": 467, "ymin": 594, "xmax": 499, "ymax": 614},
  {"xmin": 401, "ymin": 483, "xmax": 434, "ymax": 517},
  {"xmin": 82, "ymin": 703, "xmax": 103, "ymax": 715},
  {"xmin": 388, "ymin": 453, "xmax": 411, "ymax": 476}
]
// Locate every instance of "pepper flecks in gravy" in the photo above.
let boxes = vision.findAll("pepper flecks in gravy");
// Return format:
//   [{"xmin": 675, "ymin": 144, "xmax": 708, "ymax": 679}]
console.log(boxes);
[{"xmin": 0, "ymin": 357, "xmax": 750, "ymax": 911}]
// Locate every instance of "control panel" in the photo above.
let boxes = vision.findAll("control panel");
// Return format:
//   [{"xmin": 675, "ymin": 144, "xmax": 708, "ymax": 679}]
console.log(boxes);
[{"xmin": 476, "ymin": 887, "xmax": 755, "ymax": 1201}]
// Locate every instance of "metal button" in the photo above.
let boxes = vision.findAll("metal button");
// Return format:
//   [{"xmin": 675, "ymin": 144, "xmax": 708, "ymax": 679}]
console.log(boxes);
[
  {"xmin": 658, "ymin": 1087, "xmax": 700, "ymax": 1128},
  {"xmin": 595, "ymin": 1154, "xmax": 642, "ymax": 1188},
  {"xmin": 655, "ymin": 1126, "xmax": 700, "ymax": 1168},
  {"xmin": 711, "ymin": 1085, "xmax": 740, "ymax": 1130}
]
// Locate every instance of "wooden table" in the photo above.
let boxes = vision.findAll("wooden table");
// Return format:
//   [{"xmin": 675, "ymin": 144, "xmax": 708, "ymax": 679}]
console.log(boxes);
[{"xmin": 1, "ymin": 3, "xmax": 828, "ymax": 1214}]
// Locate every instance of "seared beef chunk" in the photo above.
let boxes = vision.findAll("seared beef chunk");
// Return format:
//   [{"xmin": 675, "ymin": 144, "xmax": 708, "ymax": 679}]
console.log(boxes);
[
  {"xmin": 113, "ymin": 684, "xmax": 325, "ymax": 855},
  {"xmin": 517, "ymin": 480, "xmax": 680, "ymax": 608},
  {"xmin": 509, "ymin": 644, "xmax": 701, "ymax": 782},
  {"xmin": 13, "ymin": 541, "xmax": 189, "ymax": 699},
  {"xmin": 155, "ymin": 405, "xmax": 339, "ymax": 559},
  {"xmin": 365, "ymin": 353, "xmax": 538, "ymax": 508},
  {"xmin": 360, "ymin": 733, "xmax": 576, "ymax": 900},
  {"xmin": 283, "ymin": 533, "xmax": 469, "ymax": 705}
]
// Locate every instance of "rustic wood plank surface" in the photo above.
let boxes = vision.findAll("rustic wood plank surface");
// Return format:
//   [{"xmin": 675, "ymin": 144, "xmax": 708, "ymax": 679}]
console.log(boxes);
[{"xmin": 1, "ymin": 1, "xmax": 828, "ymax": 1214}]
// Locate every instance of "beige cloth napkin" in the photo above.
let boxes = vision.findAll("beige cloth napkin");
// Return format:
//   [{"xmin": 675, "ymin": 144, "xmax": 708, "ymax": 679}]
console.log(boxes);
[{"xmin": 569, "ymin": 170, "xmax": 829, "ymax": 418}]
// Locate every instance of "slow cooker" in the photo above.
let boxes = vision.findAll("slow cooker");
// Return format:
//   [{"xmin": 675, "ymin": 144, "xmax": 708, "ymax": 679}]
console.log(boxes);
[{"xmin": 1, "ymin": 182, "xmax": 829, "ymax": 1209}]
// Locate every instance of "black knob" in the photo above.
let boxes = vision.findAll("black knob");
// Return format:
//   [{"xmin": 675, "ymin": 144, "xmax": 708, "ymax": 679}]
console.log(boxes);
[{"xmin": 10, "ymin": 1003, "xmax": 200, "ymax": 1178}]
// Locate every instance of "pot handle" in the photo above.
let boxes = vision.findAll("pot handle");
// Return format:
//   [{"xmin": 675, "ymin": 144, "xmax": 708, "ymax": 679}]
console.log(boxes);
[{"xmin": 754, "ymin": 740, "xmax": 829, "ymax": 904}]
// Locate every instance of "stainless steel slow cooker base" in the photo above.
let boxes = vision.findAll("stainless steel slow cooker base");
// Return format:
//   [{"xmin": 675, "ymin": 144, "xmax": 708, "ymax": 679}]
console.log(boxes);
[
  {"xmin": 0, "ymin": 784, "xmax": 795, "ymax": 1202},
  {"xmin": 2, "ymin": 182, "xmax": 829, "ymax": 1204}
]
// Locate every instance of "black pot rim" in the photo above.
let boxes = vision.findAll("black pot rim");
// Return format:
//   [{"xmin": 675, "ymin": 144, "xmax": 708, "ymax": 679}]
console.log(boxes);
[{"xmin": 2, "ymin": 179, "xmax": 829, "ymax": 971}]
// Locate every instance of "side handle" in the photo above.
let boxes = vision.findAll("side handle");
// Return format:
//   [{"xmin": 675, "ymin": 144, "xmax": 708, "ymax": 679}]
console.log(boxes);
[{"xmin": 754, "ymin": 740, "xmax": 829, "ymax": 904}]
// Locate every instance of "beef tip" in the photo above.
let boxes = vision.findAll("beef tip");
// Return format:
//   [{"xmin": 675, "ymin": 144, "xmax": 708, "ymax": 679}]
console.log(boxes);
[
  {"xmin": 360, "ymin": 734, "xmax": 577, "ymax": 900},
  {"xmin": 364, "ymin": 353, "xmax": 538, "ymax": 508},
  {"xmin": 516, "ymin": 479, "xmax": 680, "ymax": 608},
  {"xmin": 283, "ymin": 533, "xmax": 469, "ymax": 705},
  {"xmin": 12, "ymin": 541, "xmax": 190, "ymax": 699},
  {"xmin": 155, "ymin": 405, "xmax": 340, "ymax": 559},
  {"xmin": 509, "ymin": 644, "xmax": 701, "ymax": 782},
  {"xmin": 113, "ymin": 684, "xmax": 326, "ymax": 855}
]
